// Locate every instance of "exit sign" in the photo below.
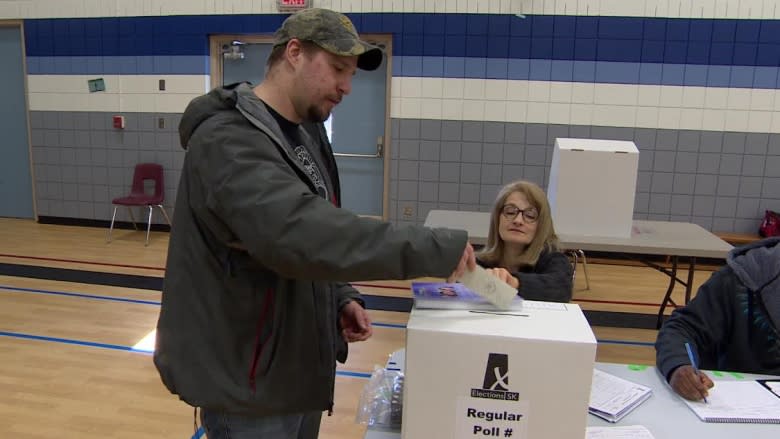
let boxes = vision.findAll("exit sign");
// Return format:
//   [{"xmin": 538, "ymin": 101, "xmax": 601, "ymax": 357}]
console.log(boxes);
[{"xmin": 277, "ymin": 0, "xmax": 310, "ymax": 11}]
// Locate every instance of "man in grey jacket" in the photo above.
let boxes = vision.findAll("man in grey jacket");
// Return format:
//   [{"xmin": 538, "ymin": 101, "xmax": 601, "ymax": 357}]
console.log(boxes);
[
  {"xmin": 153, "ymin": 8, "xmax": 475, "ymax": 439},
  {"xmin": 655, "ymin": 237, "xmax": 780, "ymax": 401}
]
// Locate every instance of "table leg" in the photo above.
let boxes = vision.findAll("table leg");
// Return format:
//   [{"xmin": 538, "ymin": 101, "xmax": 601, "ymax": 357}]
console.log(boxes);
[
  {"xmin": 656, "ymin": 256, "xmax": 679, "ymax": 329},
  {"xmin": 685, "ymin": 257, "xmax": 696, "ymax": 304}
]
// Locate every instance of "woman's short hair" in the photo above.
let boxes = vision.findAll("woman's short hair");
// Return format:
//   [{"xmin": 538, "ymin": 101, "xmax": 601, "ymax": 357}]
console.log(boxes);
[{"xmin": 478, "ymin": 180, "xmax": 560, "ymax": 267}]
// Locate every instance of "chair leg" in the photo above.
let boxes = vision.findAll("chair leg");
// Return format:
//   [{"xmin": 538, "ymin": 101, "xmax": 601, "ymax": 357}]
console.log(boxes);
[
  {"xmin": 157, "ymin": 204, "xmax": 172, "ymax": 225},
  {"xmin": 145, "ymin": 205, "xmax": 154, "ymax": 246},
  {"xmin": 126, "ymin": 206, "xmax": 139, "ymax": 230},
  {"xmin": 107, "ymin": 206, "xmax": 118, "ymax": 243},
  {"xmin": 577, "ymin": 249, "xmax": 591, "ymax": 291}
]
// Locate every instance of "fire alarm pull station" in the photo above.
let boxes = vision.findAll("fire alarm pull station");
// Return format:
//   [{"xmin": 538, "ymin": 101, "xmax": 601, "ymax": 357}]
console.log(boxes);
[{"xmin": 112, "ymin": 115, "xmax": 125, "ymax": 129}]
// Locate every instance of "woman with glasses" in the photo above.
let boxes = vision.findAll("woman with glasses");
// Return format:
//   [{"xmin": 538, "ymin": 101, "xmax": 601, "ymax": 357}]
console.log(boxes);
[{"xmin": 477, "ymin": 180, "xmax": 573, "ymax": 303}]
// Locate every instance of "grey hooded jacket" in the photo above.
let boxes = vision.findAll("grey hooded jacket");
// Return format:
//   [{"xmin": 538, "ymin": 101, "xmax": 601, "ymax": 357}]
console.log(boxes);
[
  {"xmin": 655, "ymin": 237, "xmax": 780, "ymax": 381},
  {"xmin": 153, "ymin": 83, "xmax": 467, "ymax": 415}
]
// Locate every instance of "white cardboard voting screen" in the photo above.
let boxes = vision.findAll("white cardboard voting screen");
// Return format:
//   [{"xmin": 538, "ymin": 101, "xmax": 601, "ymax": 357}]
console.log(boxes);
[
  {"xmin": 402, "ymin": 302, "xmax": 597, "ymax": 439},
  {"xmin": 547, "ymin": 138, "xmax": 639, "ymax": 238}
]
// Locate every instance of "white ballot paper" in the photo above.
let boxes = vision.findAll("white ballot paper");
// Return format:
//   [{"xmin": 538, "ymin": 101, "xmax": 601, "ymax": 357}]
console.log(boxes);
[{"xmin": 458, "ymin": 265, "xmax": 518, "ymax": 310}]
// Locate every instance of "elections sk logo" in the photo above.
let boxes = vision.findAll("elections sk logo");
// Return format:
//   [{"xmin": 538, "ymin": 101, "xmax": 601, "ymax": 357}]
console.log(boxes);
[{"xmin": 471, "ymin": 353, "xmax": 519, "ymax": 401}]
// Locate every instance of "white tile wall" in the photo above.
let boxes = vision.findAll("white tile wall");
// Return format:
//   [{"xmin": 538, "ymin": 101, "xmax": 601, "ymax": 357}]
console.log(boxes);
[{"xmin": 0, "ymin": 0, "xmax": 772, "ymax": 18}]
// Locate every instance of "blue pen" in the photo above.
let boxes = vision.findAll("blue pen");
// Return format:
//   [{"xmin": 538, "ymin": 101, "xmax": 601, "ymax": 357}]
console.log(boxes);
[{"xmin": 685, "ymin": 342, "xmax": 708, "ymax": 403}]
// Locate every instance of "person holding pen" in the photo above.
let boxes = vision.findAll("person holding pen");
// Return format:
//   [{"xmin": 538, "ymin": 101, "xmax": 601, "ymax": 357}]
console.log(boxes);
[
  {"xmin": 477, "ymin": 180, "xmax": 573, "ymax": 303},
  {"xmin": 655, "ymin": 237, "xmax": 780, "ymax": 401}
]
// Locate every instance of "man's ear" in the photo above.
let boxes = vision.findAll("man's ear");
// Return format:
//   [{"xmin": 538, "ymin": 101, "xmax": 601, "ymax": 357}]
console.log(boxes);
[{"xmin": 284, "ymin": 39, "xmax": 304, "ymax": 68}]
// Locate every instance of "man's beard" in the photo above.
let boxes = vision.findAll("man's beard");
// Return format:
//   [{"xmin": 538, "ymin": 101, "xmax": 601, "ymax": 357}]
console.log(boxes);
[{"xmin": 306, "ymin": 105, "xmax": 330, "ymax": 123}]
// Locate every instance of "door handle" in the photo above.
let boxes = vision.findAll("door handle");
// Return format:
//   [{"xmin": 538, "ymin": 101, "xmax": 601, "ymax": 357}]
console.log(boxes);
[{"xmin": 333, "ymin": 136, "xmax": 384, "ymax": 159}]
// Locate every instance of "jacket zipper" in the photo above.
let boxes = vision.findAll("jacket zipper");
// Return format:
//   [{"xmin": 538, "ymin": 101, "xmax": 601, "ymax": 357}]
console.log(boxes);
[{"xmin": 248, "ymin": 287, "xmax": 275, "ymax": 394}]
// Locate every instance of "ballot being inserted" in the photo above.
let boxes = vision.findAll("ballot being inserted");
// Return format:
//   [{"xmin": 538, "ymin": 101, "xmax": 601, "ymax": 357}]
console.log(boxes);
[{"xmin": 457, "ymin": 265, "xmax": 519, "ymax": 310}]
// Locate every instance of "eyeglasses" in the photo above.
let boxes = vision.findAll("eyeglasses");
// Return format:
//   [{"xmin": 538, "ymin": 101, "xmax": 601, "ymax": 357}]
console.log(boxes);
[{"xmin": 500, "ymin": 205, "xmax": 539, "ymax": 223}]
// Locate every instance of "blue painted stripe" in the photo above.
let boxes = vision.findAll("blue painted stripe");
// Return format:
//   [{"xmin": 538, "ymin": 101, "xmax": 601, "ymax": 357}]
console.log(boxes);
[
  {"xmin": 394, "ymin": 57, "xmax": 780, "ymax": 89},
  {"xmin": 0, "ymin": 284, "xmax": 161, "ymax": 305},
  {"xmin": 28, "ymin": 55, "xmax": 780, "ymax": 89},
  {"xmin": 372, "ymin": 322, "xmax": 406, "ymax": 329},
  {"xmin": 336, "ymin": 370, "xmax": 373, "ymax": 379},
  {"xmin": 191, "ymin": 427, "xmax": 205, "ymax": 439},
  {"xmin": 23, "ymin": 15, "xmax": 780, "ymax": 68}
]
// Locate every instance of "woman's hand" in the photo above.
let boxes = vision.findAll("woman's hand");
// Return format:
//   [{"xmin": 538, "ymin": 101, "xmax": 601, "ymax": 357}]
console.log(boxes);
[{"xmin": 485, "ymin": 267, "xmax": 520, "ymax": 289}]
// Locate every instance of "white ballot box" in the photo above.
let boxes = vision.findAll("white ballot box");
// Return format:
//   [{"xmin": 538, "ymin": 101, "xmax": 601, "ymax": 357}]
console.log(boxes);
[
  {"xmin": 547, "ymin": 138, "xmax": 639, "ymax": 238},
  {"xmin": 402, "ymin": 301, "xmax": 597, "ymax": 439}
]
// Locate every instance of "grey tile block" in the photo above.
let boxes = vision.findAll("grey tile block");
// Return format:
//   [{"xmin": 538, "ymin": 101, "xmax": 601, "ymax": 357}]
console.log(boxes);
[
  {"xmin": 699, "ymin": 131, "xmax": 723, "ymax": 153},
  {"xmin": 633, "ymin": 128, "xmax": 656, "ymax": 150},
  {"xmin": 717, "ymin": 175, "xmax": 740, "ymax": 196},
  {"xmin": 172, "ymin": 151, "xmax": 185, "ymax": 170},
  {"xmin": 123, "ymin": 150, "xmax": 139, "ymax": 166},
  {"xmin": 722, "ymin": 132, "xmax": 746, "ymax": 154},
  {"xmin": 90, "ymin": 112, "xmax": 110, "ymax": 130},
  {"xmin": 739, "ymin": 176, "xmax": 763, "ymax": 197},
  {"xmin": 711, "ymin": 217, "xmax": 735, "ymax": 232},
  {"xmin": 418, "ymin": 182, "xmax": 438, "ymax": 202},
  {"xmin": 155, "ymin": 132, "xmax": 175, "ymax": 149},
  {"xmin": 504, "ymin": 123, "xmax": 525, "ymax": 143},
  {"xmin": 459, "ymin": 183, "xmax": 480, "ymax": 203},
  {"xmin": 77, "ymin": 166, "xmax": 92, "ymax": 184},
  {"xmin": 762, "ymin": 178, "xmax": 780, "ymax": 198},
  {"xmin": 391, "ymin": 118, "xmax": 400, "ymax": 139},
  {"xmin": 78, "ymin": 201, "xmax": 94, "ymax": 219},
  {"xmin": 694, "ymin": 174, "xmax": 717, "ymax": 195},
  {"xmin": 90, "ymin": 130, "xmax": 107, "ymax": 148},
  {"xmin": 769, "ymin": 134, "xmax": 780, "ymax": 155},
  {"xmin": 766, "ymin": 156, "xmax": 780, "ymax": 177},
  {"xmin": 441, "ymin": 120, "xmax": 462, "ymax": 141},
  {"xmin": 690, "ymin": 216, "xmax": 714, "ymax": 230},
  {"xmin": 419, "ymin": 141, "xmax": 441, "ymax": 161},
  {"xmin": 62, "ymin": 183, "xmax": 78, "ymax": 201},
  {"xmin": 440, "ymin": 141, "xmax": 461, "ymax": 162},
  {"xmin": 438, "ymin": 182, "xmax": 460, "ymax": 202},
  {"xmin": 399, "ymin": 140, "xmax": 420, "ymax": 160},
  {"xmin": 675, "ymin": 152, "xmax": 698, "ymax": 173},
  {"xmin": 399, "ymin": 119, "xmax": 420, "ymax": 139},
  {"xmin": 484, "ymin": 122, "xmax": 505, "ymax": 143},
  {"xmin": 653, "ymin": 150, "xmax": 676, "ymax": 171},
  {"xmin": 397, "ymin": 180, "xmax": 418, "ymax": 201},
  {"xmin": 651, "ymin": 173, "xmax": 673, "ymax": 193},
  {"xmin": 677, "ymin": 130, "xmax": 700, "ymax": 152},
  {"xmin": 522, "ymin": 165, "xmax": 545, "ymax": 186},
  {"xmin": 59, "ymin": 130, "xmax": 76, "ymax": 148},
  {"xmin": 568, "ymin": 125, "xmax": 591, "ymax": 139},
  {"xmin": 42, "ymin": 112, "xmax": 59, "ymax": 129},
  {"xmin": 525, "ymin": 124, "xmax": 547, "ymax": 144},
  {"xmin": 91, "ymin": 149, "xmax": 107, "ymax": 166},
  {"xmin": 745, "ymin": 133, "xmax": 769, "ymax": 155},
  {"xmin": 138, "ymin": 113, "xmax": 156, "ymax": 132},
  {"xmin": 669, "ymin": 214, "xmax": 692, "ymax": 222},
  {"xmin": 36, "ymin": 199, "xmax": 49, "ymax": 215},
  {"xmin": 462, "ymin": 121, "xmax": 484, "ymax": 142},
  {"xmin": 139, "ymin": 132, "xmax": 156, "ymax": 149},
  {"xmin": 714, "ymin": 197, "xmax": 737, "ymax": 217},
  {"xmin": 502, "ymin": 165, "xmax": 523, "ymax": 183},
  {"xmin": 760, "ymin": 198, "xmax": 780, "ymax": 212},
  {"xmin": 61, "ymin": 165, "xmax": 77, "ymax": 183},
  {"xmin": 736, "ymin": 198, "xmax": 761, "ymax": 218},
  {"xmin": 655, "ymin": 130, "xmax": 678, "ymax": 150},
  {"xmin": 460, "ymin": 163, "xmax": 481, "ymax": 184},
  {"xmin": 92, "ymin": 185, "xmax": 109, "ymax": 203},
  {"xmin": 44, "ymin": 130, "xmax": 59, "ymax": 147},
  {"xmin": 634, "ymin": 192, "xmax": 649, "ymax": 213},
  {"xmin": 73, "ymin": 112, "xmax": 91, "ymax": 130},
  {"xmin": 417, "ymin": 202, "xmax": 437, "ymax": 221},
  {"xmin": 697, "ymin": 153, "xmax": 720, "ymax": 174},
  {"xmin": 633, "ymin": 212, "xmax": 649, "ymax": 220},
  {"xmin": 648, "ymin": 213, "xmax": 670, "ymax": 221},
  {"xmin": 398, "ymin": 160, "xmax": 419, "ymax": 180},
  {"xmin": 30, "ymin": 129, "xmax": 44, "ymax": 146},
  {"xmin": 62, "ymin": 201, "xmax": 79, "ymax": 218},
  {"xmin": 420, "ymin": 162, "xmax": 439, "ymax": 181},
  {"xmin": 390, "ymin": 140, "xmax": 399, "ymax": 159},
  {"xmin": 139, "ymin": 150, "xmax": 156, "ymax": 163},
  {"xmin": 58, "ymin": 112, "xmax": 74, "ymax": 130},
  {"xmin": 439, "ymin": 162, "xmax": 460, "ymax": 182},
  {"xmin": 75, "ymin": 130, "xmax": 91, "ymax": 148},
  {"xmin": 46, "ymin": 181, "xmax": 63, "ymax": 199},
  {"xmin": 547, "ymin": 125, "xmax": 569, "ymax": 145},
  {"xmin": 480, "ymin": 184, "xmax": 502, "ymax": 204},
  {"xmin": 502, "ymin": 144, "xmax": 524, "ymax": 164},
  {"xmin": 638, "ymin": 150, "xmax": 655, "ymax": 171},
  {"xmin": 649, "ymin": 193, "xmax": 671, "ymax": 214},
  {"xmin": 390, "ymin": 159, "xmax": 398, "ymax": 180},
  {"xmin": 29, "ymin": 112, "xmax": 44, "ymax": 129},
  {"xmin": 692, "ymin": 195, "xmax": 715, "ymax": 216},
  {"xmin": 46, "ymin": 165, "xmax": 61, "ymax": 183},
  {"xmin": 525, "ymin": 145, "xmax": 547, "ymax": 166},
  {"xmin": 93, "ymin": 166, "xmax": 109, "ymax": 185},
  {"xmin": 480, "ymin": 164, "xmax": 502, "ymax": 184},
  {"xmin": 734, "ymin": 218, "xmax": 760, "ymax": 233},
  {"xmin": 636, "ymin": 171, "xmax": 652, "ymax": 192},
  {"xmin": 672, "ymin": 173, "xmax": 695, "ymax": 194},
  {"xmin": 719, "ymin": 154, "xmax": 743, "ymax": 175},
  {"xmin": 46, "ymin": 147, "xmax": 61, "ymax": 165},
  {"xmin": 482, "ymin": 143, "xmax": 503, "ymax": 164},
  {"xmin": 108, "ymin": 150, "xmax": 123, "ymax": 167},
  {"xmin": 461, "ymin": 142, "xmax": 483, "ymax": 163},
  {"xmin": 741, "ymin": 155, "xmax": 766, "ymax": 176},
  {"xmin": 420, "ymin": 119, "xmax": 441, "ymax": 140},
  {"xmin": 76, "ymin": 148, "xmax": 91, "ymax": 164}
]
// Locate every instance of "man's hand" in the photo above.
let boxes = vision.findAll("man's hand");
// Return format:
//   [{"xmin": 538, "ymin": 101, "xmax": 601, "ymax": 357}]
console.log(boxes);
[
  {"xmin": 670, "ymin": 365, "xmax": 714, "ymax": 401},
  {"xmin": 339, "ymin": 300, "xmax": 373, "ymax": 342},
  {"xmin": 447, "ymin": 242, "xmax": 477, "ymax": 283},
  {"xmin": 485, "ymin": 267, "xmax": 520, "ymax": 289}
]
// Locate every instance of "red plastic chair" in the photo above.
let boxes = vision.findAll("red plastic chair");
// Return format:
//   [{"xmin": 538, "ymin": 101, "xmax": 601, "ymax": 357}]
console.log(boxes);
[{"xmin": 106, "ymin": 163, "xmax": 171, "ymax": 246}]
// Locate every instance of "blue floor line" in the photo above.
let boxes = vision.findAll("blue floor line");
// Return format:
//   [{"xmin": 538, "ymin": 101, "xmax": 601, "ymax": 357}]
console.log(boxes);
[
  {"xmin": 597, "ymin": 338, "xmax": 655, "ymax": 347},
  {"xmin": 191, "ymin": 426, "xmax": 205, "ymax": 439},
  {"xmin": 372, "ymin": 322, "xmax": 406, "ymax": 329},
  {"xmin": 0, "ymin": 330, "xmax": 152, "ymax": 353},
  {"xmin": 0, "ymin": 284, "xmax": 161, "ymax": 305}
]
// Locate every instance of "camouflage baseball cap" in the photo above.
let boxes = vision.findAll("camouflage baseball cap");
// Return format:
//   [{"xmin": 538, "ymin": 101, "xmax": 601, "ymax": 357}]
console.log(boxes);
[{"xmin": 273, "ymin": 8, "xmax": 383, "ymax": 71}]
